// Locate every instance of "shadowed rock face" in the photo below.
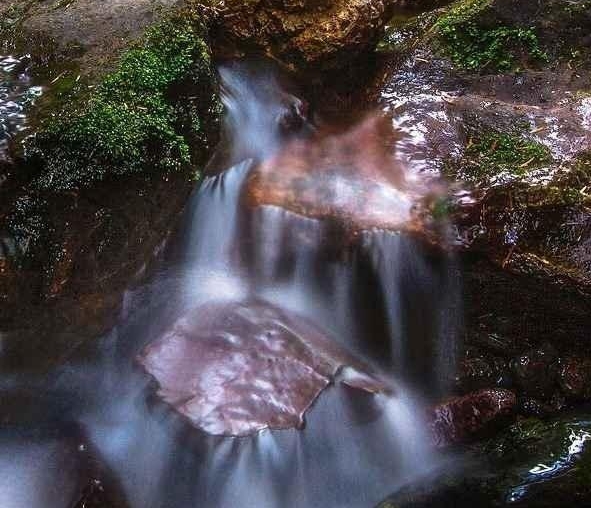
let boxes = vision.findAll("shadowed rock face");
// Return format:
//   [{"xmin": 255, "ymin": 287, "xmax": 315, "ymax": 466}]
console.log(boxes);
[
  {"xmin": 245, "ymin": 114, "xmax": 443, "ymax": 242},
  {"xmin": 137, "ymin": 299, "xmax": 382, "ymax": 436}
]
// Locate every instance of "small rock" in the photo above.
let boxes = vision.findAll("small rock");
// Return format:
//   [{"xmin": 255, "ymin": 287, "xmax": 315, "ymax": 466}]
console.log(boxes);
[{"xmin": 428, "ymin": 388, "xmax": 517, "ymax": 447}]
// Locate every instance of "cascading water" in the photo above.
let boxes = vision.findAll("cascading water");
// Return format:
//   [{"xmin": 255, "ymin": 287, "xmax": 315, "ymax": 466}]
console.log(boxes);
[{"xmin": 0, "ymin": 58, "xmax": 458, "ymax": 508}]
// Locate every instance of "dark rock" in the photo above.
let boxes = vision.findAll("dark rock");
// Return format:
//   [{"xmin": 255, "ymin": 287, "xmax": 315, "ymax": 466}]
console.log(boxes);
[
  {"xmin": 518, "ymin": 393, "xmax": 567, "ymax": 418},
  {"xmin": 559, "ymin": 356, "xmax": 591, "ymax": 401},
  {"xmin": 428, "ymin": 388, "xmax": 517, "ymax": 447},
  {"xmin": 454, "ymin": 354, "xmax": 510, "ymax": 394},
  {"xmin": 510, "ymin": 343, "xmax": 559, "ymax": 399}
]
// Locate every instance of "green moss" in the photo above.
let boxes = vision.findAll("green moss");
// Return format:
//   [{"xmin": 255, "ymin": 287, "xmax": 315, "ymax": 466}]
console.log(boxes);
[
  {"xmin": 26, "ymin": 12, "xmax": 218, "ymax": 191},
  {"xmin": 453, "ymin": 129, "xmax": 552, "ymax": 181},
  {"xmin": 555, "ymin": 152, "xmax": 591, "ymax": 205},
  {"xmin": 437, "ymin": 0, "xmax": 492, "ymax": 26},
  {"xmin": 434, "ymin": 0, "xmax": 548, "ymax": 71},
  {"xmin": 431, "ymin": 196, "xmax": 453, "ymax": 220}
]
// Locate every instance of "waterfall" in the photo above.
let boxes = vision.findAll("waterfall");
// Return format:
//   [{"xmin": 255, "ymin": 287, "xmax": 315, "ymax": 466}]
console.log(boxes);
[{"xmin": 0, "ymin": 57, "xmax": 458, "ymax": 508}]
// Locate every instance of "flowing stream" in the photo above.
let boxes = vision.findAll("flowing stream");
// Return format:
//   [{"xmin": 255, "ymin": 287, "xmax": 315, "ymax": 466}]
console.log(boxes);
[{"xmin": 0, "ymin": 59, "xmax": 459, "ymax": 508}]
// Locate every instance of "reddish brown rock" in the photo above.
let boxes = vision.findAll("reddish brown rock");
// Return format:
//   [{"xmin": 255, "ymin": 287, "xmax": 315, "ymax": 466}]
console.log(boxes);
[
  {"xmin": 245, "ymin": 114, "xmax": 444, "ymax": 242},
  {"xmin": 428, "ymin": 388, "xmax": 517, "ymax": 447},
  {"xmin": 213, "ymin": 0, "xmax": 396, "ymax": 69},
  {"xmin": 137, "ymin": 299, "xmax": 383, "ymax": 436}
]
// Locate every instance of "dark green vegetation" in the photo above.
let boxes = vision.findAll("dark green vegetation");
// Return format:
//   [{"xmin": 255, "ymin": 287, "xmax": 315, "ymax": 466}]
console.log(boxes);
[
  {"xmin": 434, "ymin": 0, "xmax": 548, "ymax": 72},
  {"xmin": 450, "ymin": 128, "xmax": 552, "ymax": 182},
  {"xmin": 26, "ymin": 13, "xmax": 219, "ymax": 191}
]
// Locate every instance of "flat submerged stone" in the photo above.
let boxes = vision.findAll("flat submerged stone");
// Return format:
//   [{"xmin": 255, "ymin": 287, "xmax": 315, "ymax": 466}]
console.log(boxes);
[{"xmin": 137, "ymin": 299, "xmax": 380, "ymax": 436}]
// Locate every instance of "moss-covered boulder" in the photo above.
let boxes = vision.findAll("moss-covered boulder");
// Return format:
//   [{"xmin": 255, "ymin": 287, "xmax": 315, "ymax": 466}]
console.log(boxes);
[{"xmin": 25, "ymin": 15, "xmax": 219, "ymax": 191}]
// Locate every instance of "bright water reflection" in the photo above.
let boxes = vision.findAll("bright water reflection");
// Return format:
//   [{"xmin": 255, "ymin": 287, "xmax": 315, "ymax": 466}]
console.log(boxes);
[{"xmin": 0, "ymin": 54, "xmax": 42, "ymax": 161}]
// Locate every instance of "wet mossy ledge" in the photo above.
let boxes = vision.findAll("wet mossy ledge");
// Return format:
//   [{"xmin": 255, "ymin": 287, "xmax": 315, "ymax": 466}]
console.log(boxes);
[
  {"xmin": 24, "ymin": 12, "xmax": 220, "ymax": 191},
  {"xmin": 433, "ymin": 0, "xmax": 548, "ymax": 72},
  {"xmin": 380, "ymin": 0, "xmax": 591, "ymax": 73},
  {"xmin": 445, "ymin": 127, "xmax": 552, "ymax": 183}
]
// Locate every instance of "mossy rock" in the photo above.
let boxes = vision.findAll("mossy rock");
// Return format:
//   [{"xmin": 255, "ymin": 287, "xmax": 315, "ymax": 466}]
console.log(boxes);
[
  {"xmin": 432, "ymin": 0, "xmax": 549, "ymax": 72},
  {"xmin": 24, "ymin": 11, "xmax": 220, "ymax": 191},
  {"xmin": 445, "ymin": 125, "xmax": 552, "ymax": 183}
]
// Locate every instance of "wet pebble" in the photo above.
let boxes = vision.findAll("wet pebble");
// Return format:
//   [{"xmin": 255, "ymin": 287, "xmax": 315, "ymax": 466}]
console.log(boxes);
[{"xmin": 428, "ymin": 388, "xmax": 517, "ymax": 447}]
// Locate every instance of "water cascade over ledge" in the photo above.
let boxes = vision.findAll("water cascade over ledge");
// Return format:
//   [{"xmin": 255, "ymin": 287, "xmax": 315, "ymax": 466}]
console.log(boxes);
[{"xmin": 0, "ymin": 58, "xmax": 459, "ymax": 508}]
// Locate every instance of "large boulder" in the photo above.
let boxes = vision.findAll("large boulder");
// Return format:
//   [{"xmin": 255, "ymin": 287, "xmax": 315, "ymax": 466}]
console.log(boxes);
[{"xmin": 0, "ymin": 4, "xmax": 222, "ymax": 375}]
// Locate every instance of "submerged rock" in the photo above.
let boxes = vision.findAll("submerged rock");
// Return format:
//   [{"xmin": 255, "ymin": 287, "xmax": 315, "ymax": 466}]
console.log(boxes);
[{"xmin": 137, "ymin": 299, "xmax": 383, "ymax": 436}]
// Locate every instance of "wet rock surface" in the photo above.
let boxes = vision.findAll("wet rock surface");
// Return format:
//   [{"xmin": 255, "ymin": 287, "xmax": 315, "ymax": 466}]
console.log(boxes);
[
  {"xmin": 1, "ymin": 0, "xmax": 179, "ymax": 75},
  {"xmin": 0, "ymin": 172, "xmax": 193, "ymax": 374},
  {"xmin": 0, "ymin": 0, "xmax": 590, "ymax": 504},
  {"xmin": 245, "ymin": 114, "xmax": 446, "ymax": 243},
  {"xmin": 0, "ymin": 54, "xmax": 41, "ymax": 164},
  {"xmin": 380, "ymin": 411, "xmax": 591, "ymax": 507},
  {"xmin": 138, "ymin": 299, "xmax": 382, "ymax": 436},
  {"xmin": 376, "ymin": 0, "xmax": 591, "ymax": 416},
  {"xmin": 0, "ymin": 5, "xmax": 220, "ymax": 359}
]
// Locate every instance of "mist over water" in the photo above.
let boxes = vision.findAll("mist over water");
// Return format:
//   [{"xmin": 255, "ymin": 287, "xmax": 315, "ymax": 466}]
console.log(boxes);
[{"xmin": 0, "ymin": 58, "xmax": 458, "ymax": 508}]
